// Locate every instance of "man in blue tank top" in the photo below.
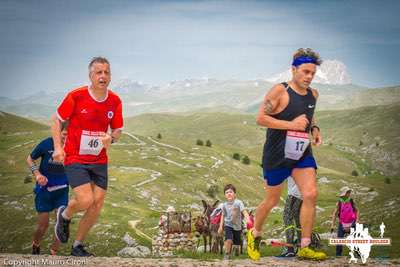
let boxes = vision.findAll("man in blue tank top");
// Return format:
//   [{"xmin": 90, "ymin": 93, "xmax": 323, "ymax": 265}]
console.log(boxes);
[{"xmin": 247, "ymin": 48, "xmax": 326, "ymax": 261}]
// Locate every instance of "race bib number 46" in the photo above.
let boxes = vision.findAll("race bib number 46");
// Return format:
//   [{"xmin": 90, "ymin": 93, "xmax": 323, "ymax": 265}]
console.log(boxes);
[
  {"xmin": 284, "ymin": 131, "xmax": 310, "ymax": 160},
  {"xmin": 79, "ymin": 130, "xmax": 104, "ymax": 156}
]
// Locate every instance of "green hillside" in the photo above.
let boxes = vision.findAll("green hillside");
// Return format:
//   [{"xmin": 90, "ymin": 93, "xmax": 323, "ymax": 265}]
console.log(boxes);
[
  {"xmin": 0, "ymin": 111, "xmax": 48, "ymax": 133},
  {"xmin": 125, "ymin": 104, "xmax": 400, "ymax": 177},
  {"xmin": 0, "ymin": 112, "xmax": 267, "ymax": 256},
  {"xmin": 0, "ymin": 109, "xmax": 399, "ymax": 258},
  {"xmin": 246, "ymin": 86, "xmax": 400, "ymax": 113},
  {"xmin": 124, "ymin": 105, "xmax": 400, "ymax": 257},
  {"xmin": 125, "ymin": 112, "xmax": 264, "ymax": 152},
  {"xmin": 317, "ymin": 103, "xmax": 400, "ymax": 176}
]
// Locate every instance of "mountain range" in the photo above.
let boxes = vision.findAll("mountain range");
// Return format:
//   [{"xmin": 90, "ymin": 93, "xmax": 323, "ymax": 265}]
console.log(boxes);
[
  {"xmin": 0, "ymin": 60, "xmax": 399, "ymax": 119},
  {"xmin": 266, "ymin": 60, "xmax": 351, "ymax": 85}
]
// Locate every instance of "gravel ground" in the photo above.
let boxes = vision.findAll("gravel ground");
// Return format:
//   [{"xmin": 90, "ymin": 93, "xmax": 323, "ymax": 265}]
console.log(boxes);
[{"xmin": 1, "ymin": 254, "xmax": 399, "ymax": 267}]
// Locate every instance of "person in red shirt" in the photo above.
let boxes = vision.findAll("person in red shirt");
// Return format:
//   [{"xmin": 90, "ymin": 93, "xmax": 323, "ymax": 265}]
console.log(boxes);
[{"xmin": 51, "ymin": 57, "xmax": 123, "ymax": 257}]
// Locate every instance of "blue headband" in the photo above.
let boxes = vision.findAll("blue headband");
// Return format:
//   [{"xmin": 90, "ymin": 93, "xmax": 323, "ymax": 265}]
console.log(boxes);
[{"xmin": 292, "ymin": 56, "xmax": 317, "ymax": 67}]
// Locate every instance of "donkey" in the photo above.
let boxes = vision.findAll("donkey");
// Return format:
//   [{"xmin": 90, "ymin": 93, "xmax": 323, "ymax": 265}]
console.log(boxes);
[
  {"xmin": 194, "ymin": 215, "xmax": 210, "ymax": 252},
  {"xmin": 194, "ymin": 200, "xmax": 220, "ymax": 253},
  {"xmin": 209, "ymin": 205, "xmax": 224, "ymax": 254}
]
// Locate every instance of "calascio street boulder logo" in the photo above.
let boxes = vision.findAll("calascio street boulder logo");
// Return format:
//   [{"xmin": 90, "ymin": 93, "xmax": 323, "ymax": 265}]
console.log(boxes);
[{"xmin": 329, "ymin": 222, "xmax": 391, "ymax": 264}]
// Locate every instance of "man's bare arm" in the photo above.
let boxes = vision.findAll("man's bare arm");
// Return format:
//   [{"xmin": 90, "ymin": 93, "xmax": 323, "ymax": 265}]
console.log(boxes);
[
  {"xmin": 51, "ymin": 114, "xmax": 65, "ymax": 162},
  {"xmin": 256, "ymin": 84, "xmax": 308, "ymax": 130},
  {"xmin": 27, "ymin": 155, "xmax": 48, "ymax": 186},
  {"xmin": 111, "ymin": 128, "xmax": 122, "ymax": 142},
  {"xmin": 51, "ymin": 114, "xmax": 63, "ymax": 149}
]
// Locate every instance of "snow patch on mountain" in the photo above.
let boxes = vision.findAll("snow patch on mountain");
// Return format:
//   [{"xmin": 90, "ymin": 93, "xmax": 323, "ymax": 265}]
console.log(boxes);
[{"xmin": 266, "ymin": 60, "xmax": 351, "ymax": 85}]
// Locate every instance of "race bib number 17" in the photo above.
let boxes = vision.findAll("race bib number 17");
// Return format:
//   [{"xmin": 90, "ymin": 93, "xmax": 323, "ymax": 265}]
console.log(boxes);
[
  {"xmin": 284, "ymin": 131, "xmax": 310, "ymax": 160},
  {"xmin": 79, "ymin": 131, "xmax": 104, "ymax": 156}
]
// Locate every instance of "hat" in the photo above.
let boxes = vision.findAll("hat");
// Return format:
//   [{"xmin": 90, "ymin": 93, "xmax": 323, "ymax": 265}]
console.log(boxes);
[
  {"xmin": 339, "ymin": 186, "xmax": 352, "ymax": 197},
  {"xmin": 166, "ymin": 206, "xmax": 175, "ymax": 212}
]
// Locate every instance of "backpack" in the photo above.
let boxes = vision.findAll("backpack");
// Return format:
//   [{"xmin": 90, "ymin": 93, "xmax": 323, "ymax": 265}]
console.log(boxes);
[
  {"xmin": 338, "ymin": 198, "xmax": 357, "ymax": 224},
  {"xmin": 210, "ymin": 207, "xmax": 222, "ymax": 225}
]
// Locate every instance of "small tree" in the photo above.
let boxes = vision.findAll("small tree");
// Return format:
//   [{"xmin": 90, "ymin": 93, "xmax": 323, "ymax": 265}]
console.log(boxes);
[
  {"xmin": 206, "ymin": 140, "xmax": 212, "ymax": 147},
  {"xmin": 207, "ymin": 185, "xmax": 219, "ymax": 198},
  {"xmin": 196, "ymin": 139, "xmax": 204, "ymax": 146},
  {"xmin": 351, "ymin": 170, "xmax": 359, "ymax": 177},
  {"xmin": 233, "ymin": 153, "xmax": 241, "ymax": 160},
  {"xmin": 384, "ymin": 177, "xmax": 391, "ymax": 184},
  {"xmin": 242, "ymin": 155, "xmax": 250, "ymax": 165},
  {"xmin": 24, "ymin": 175, "xmax": 32, "ymax": 184},
  {"xmin": 157, "ymin": 133, "xmax": 162, "ymax": 139}
]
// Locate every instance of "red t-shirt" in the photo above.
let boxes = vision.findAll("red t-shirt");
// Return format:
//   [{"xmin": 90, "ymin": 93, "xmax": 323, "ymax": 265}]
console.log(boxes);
[{"xmin": 57, "ymin": 86, "xmax": 123, "ymax": 165}]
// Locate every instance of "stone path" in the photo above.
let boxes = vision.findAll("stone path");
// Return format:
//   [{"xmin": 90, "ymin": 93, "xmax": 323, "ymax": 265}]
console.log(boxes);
[{"xmin": 1, "ymin": 254, "xmax": 398, "ymax": 267}]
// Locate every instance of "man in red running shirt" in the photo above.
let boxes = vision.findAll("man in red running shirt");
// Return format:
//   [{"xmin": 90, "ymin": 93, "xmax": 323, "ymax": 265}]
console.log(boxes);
[{"xmin": 51, "ymin": 57, "xmax": 123, "ymax": 257}]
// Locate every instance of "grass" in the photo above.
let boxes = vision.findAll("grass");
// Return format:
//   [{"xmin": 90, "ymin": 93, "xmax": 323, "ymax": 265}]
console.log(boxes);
[{"xmin": 0, "ymin": 107, "xmax": 399, "ymax": 258}]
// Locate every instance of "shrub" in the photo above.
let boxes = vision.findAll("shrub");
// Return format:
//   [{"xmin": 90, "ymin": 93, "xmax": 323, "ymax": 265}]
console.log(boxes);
[
  {"xmin": 384, "ymin": 178, "xmax": 391, "ymax": 184},
  {"xmin": 206, "ymin": 140, "xmax": 212, "ymax": 147},
  {"xmin": 351, "ymin": 170, "xmax": 359, "ymax": 176},
  {"xmin": 242, "ymin": 155, "xmax": 250, "ymax": 165},
  {"xmin": 207, "ymin": 185, "xmax": 219, "ymax": 198},
  {"xmin": 233, "ymin": 153, "xmax": 241, "ymax": 160},
  {"xmin": 196, "ymin": 139, "xmax": 204, "ymax": 146},
  {"xmin": 157, "ymin": 133, "xmax": 162, "ymax": 139}
]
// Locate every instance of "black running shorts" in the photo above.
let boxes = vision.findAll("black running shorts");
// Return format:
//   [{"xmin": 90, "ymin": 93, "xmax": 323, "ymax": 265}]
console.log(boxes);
[
  {"xmin": 65, "ymin": 163, "xmax": 108, "ymax": 190},
  {"xmin": 224, "ymin": 226, "xmax": 242, "ymax": 245}
]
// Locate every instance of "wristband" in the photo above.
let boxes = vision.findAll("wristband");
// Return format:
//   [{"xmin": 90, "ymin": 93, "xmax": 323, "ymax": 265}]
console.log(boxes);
[{"xmin": 31, "ymin": 164, "xmax": 39, "ymax": 174}]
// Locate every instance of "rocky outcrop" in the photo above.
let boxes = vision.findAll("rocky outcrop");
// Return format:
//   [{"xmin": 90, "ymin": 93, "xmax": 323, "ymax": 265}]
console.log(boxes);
[
  {"xmin": 152, "ymin": 232, "xmax": 196, "ymax": 257},
  {"xmin": 117, "ymin": 233, "xmax": 151, "ymax": 258}
]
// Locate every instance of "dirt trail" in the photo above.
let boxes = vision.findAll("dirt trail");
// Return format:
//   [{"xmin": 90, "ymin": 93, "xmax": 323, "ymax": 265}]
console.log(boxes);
[
  {"xmin": 128, "ymin": 220, "xmax": 152, "ymax": 241},
  {"xmin": 1, "ymin": 254, "xmax": 398, "ymax": 267}
]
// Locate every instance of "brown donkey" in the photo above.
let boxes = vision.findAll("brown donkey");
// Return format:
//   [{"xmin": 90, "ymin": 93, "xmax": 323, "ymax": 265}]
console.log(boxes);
[{"xmin": 194, "ymin": 200, "xmax": 220, "ymax": 253}]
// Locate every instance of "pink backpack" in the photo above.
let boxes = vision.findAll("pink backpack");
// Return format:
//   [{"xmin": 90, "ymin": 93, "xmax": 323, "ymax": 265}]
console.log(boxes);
[{"xmin": 339, "ymin": 199, "xmax": 357, "ymax": 224}]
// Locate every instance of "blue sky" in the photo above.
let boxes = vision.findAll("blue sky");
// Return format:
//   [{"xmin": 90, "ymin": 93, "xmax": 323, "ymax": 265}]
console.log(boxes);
[{"xmin": 1, "ymin": 0, "xmax": 399, "ymax": 98}]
